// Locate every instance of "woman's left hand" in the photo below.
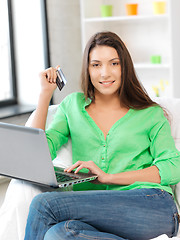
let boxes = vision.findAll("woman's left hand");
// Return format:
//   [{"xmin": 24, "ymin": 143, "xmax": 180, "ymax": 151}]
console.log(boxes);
[{"xmin": 64, "ymin": 161, "xmax": 109, "ymax": 184}]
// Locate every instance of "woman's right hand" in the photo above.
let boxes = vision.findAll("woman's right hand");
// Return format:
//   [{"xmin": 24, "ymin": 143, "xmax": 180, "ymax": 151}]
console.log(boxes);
[
  {"xmin": 39, "ymin": 66, "xmax": 59, "ymax": 97},
  {"xmin": 30, "ymin": 66, "xmax": 60, "ymax": 130}
]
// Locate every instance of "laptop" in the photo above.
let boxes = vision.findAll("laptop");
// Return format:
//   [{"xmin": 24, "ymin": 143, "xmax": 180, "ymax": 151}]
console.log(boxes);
[{"xmin": 0, "ymin": 122, "xmax": 97, "ymax": 188}]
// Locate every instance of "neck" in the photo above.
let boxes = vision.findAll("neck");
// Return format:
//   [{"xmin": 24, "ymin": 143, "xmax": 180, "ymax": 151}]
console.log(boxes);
[{"xmin": 93, "ymin": 92, "xmax": 122, "ymax": 109}]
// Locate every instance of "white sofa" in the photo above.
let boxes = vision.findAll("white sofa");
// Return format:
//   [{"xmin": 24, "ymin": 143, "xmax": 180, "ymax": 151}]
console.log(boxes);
[{"xmin": 0, "ymin": 97, "xmax": 180, "ymax": 240}]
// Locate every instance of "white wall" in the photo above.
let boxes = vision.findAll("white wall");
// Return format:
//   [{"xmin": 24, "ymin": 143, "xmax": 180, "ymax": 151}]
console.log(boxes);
[{"xmin": 46, "ymin": 0, "xmax": 82, "ymax": 104}]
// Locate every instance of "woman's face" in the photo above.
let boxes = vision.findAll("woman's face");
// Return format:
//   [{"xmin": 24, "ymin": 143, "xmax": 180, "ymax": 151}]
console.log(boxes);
[{"xmin": 88, "ymin": 45, "xmax": 121, "ymax": 98}]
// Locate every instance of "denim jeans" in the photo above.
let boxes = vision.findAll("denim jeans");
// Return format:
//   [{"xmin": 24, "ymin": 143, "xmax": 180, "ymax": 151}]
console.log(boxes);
[{"xmin": 24, "ymin": 188, "xmax": 179, "ymax": 240}]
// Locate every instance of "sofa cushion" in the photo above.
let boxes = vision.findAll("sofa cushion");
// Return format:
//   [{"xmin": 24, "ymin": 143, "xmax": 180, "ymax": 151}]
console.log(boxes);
[
  {"xmin": 154, "ymin": 97, "xmax": 180, "ymax": 151},
  {"xmin": 154, "ymin": 97, "xmax": 180, "ymax": 237}
]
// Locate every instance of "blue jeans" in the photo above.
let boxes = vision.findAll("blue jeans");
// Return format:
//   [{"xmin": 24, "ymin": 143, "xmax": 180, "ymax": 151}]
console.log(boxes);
[{"xmin": 24, "ymin": 188, "xmax": 179, "ymax": 240}]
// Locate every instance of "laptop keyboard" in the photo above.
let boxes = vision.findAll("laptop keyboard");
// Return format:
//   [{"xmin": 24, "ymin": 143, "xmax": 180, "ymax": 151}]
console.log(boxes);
[{"xmin": 55, "ymin": 172, "xmax": 78, "ymax": 182}]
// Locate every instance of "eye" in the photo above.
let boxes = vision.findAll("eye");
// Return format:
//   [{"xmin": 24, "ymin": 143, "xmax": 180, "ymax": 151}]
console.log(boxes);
[
  {"xmin": 92, "ymin": 63, "xmax": 100, "ymax": 67},
  {"xmin": 112, "ymin": 62, "xmax": 120, "ymax": 66}
]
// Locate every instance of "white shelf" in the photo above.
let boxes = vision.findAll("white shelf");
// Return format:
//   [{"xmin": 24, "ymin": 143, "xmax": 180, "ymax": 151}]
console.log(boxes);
[
  {"xmin": 134, "ymin": 63, "xmax": 170, "ymax": 70},
  {"xmin": 84, "ymin": 14, "xmax": 168, "ymax": 23}
]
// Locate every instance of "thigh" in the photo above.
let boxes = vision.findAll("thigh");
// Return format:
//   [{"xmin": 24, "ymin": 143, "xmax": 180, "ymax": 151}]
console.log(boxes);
[{"xmin": 30, "ymin": 188, "xmax": 178, "ymax": 240}]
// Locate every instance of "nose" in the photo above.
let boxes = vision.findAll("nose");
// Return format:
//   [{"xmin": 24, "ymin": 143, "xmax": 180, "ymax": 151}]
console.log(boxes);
[{"xmin": 100, "ymin": 65, "xmax": 110, "ymax": 79}]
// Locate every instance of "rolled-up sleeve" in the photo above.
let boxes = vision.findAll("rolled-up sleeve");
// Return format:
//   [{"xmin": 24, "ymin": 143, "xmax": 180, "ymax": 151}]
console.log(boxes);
[
  {"xmin": 150, "ymin": 117, "xmax": 180, "ymax": 185},
  {"xmin": 45, "ymin": 102, "xmax": 70, "ymax": 160}
]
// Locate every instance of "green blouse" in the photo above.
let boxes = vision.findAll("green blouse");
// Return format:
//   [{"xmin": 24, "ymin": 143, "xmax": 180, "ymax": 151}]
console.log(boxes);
[{"xmin": 45, "ymin": 92, "xmax": 180, "ymax": 194}]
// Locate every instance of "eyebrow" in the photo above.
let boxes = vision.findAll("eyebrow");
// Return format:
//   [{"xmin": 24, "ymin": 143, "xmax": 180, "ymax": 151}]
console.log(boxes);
[{"xmin": 90, "ymin": 58, "xmax": 120, "ymax": 63}]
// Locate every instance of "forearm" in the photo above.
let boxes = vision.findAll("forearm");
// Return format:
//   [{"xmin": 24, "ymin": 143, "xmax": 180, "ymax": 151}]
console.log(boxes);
[
  {"xmin": 30, "ymin": 67, "xmax": 58, "ymax": 130},
  {"xmin": 29, "ymin": 91, "xmax": 52, "ymax": 130},
  {"xmin": 105, "ymin": 165, "xmax": 161, "ymax": 185},
  {"xmin": 65, "ymin": 161, "xmax": 161, "ymax": 186}
]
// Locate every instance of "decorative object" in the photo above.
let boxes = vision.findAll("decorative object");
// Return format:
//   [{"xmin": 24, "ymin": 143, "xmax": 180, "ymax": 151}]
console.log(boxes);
[
  {"xmin": 151, "ymin": 55, "xmax": 161, "ymax": 64},
  {"xmin": 152, "ymin": 80, "xmax": 169, "ymax": 97},
  {"xmin": 126, "ymin": 3, "xmax": 138, "ymax": 16},
  {"xmin": 100, "ymin": 5, "xmax": 113, "ymax": 17},
  {"xmin": 153, "ymin": 1, "xmax": 166, "ymax": 15}
]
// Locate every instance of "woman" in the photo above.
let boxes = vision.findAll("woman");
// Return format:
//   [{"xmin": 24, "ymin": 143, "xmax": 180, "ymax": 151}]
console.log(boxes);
[{"xmin": 24, "ymin": 32, "xmax": 180, "ymax": 239}]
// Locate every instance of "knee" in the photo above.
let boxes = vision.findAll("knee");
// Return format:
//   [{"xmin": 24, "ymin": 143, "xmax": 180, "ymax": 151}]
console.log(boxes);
[
  {"xmin": 44, "ymin": 222, "xmax": 67, "ymax": 240},
  {"xmin": 29, "ymin": 192, "xmax": 52, "ymax": 214},
  {"xmin": 44, "ymin": 220, "xmax": 96, "ymax": 240}
]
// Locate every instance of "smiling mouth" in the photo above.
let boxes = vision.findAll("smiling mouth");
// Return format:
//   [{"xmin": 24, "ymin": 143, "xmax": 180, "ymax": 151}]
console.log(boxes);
[{"xmin": 99, "ymin": 80, "xmax": 115, "ymax": 85}]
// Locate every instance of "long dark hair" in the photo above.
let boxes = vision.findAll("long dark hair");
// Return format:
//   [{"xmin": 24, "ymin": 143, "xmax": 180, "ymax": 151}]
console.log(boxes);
[{"xmin": 81, "ymin": 31, "xmax": 157, "ymax": 109}]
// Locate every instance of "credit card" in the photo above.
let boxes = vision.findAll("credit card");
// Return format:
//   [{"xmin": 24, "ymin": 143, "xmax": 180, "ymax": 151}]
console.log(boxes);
[{"xmin": 56, "ymin": 67, "xmax": 67, "ymax": 91}]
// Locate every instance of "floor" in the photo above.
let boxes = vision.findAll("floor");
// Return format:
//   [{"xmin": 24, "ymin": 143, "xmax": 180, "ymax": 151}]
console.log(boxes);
[{"xmin": 0, "ymin": 179, "xmax": 10, "ymax": 208}]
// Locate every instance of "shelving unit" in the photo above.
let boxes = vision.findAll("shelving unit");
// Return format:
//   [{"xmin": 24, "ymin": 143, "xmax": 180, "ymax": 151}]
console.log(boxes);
[{"xmin": 80, "ymin": 0, "xmax": 180, "ymax": 98}]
